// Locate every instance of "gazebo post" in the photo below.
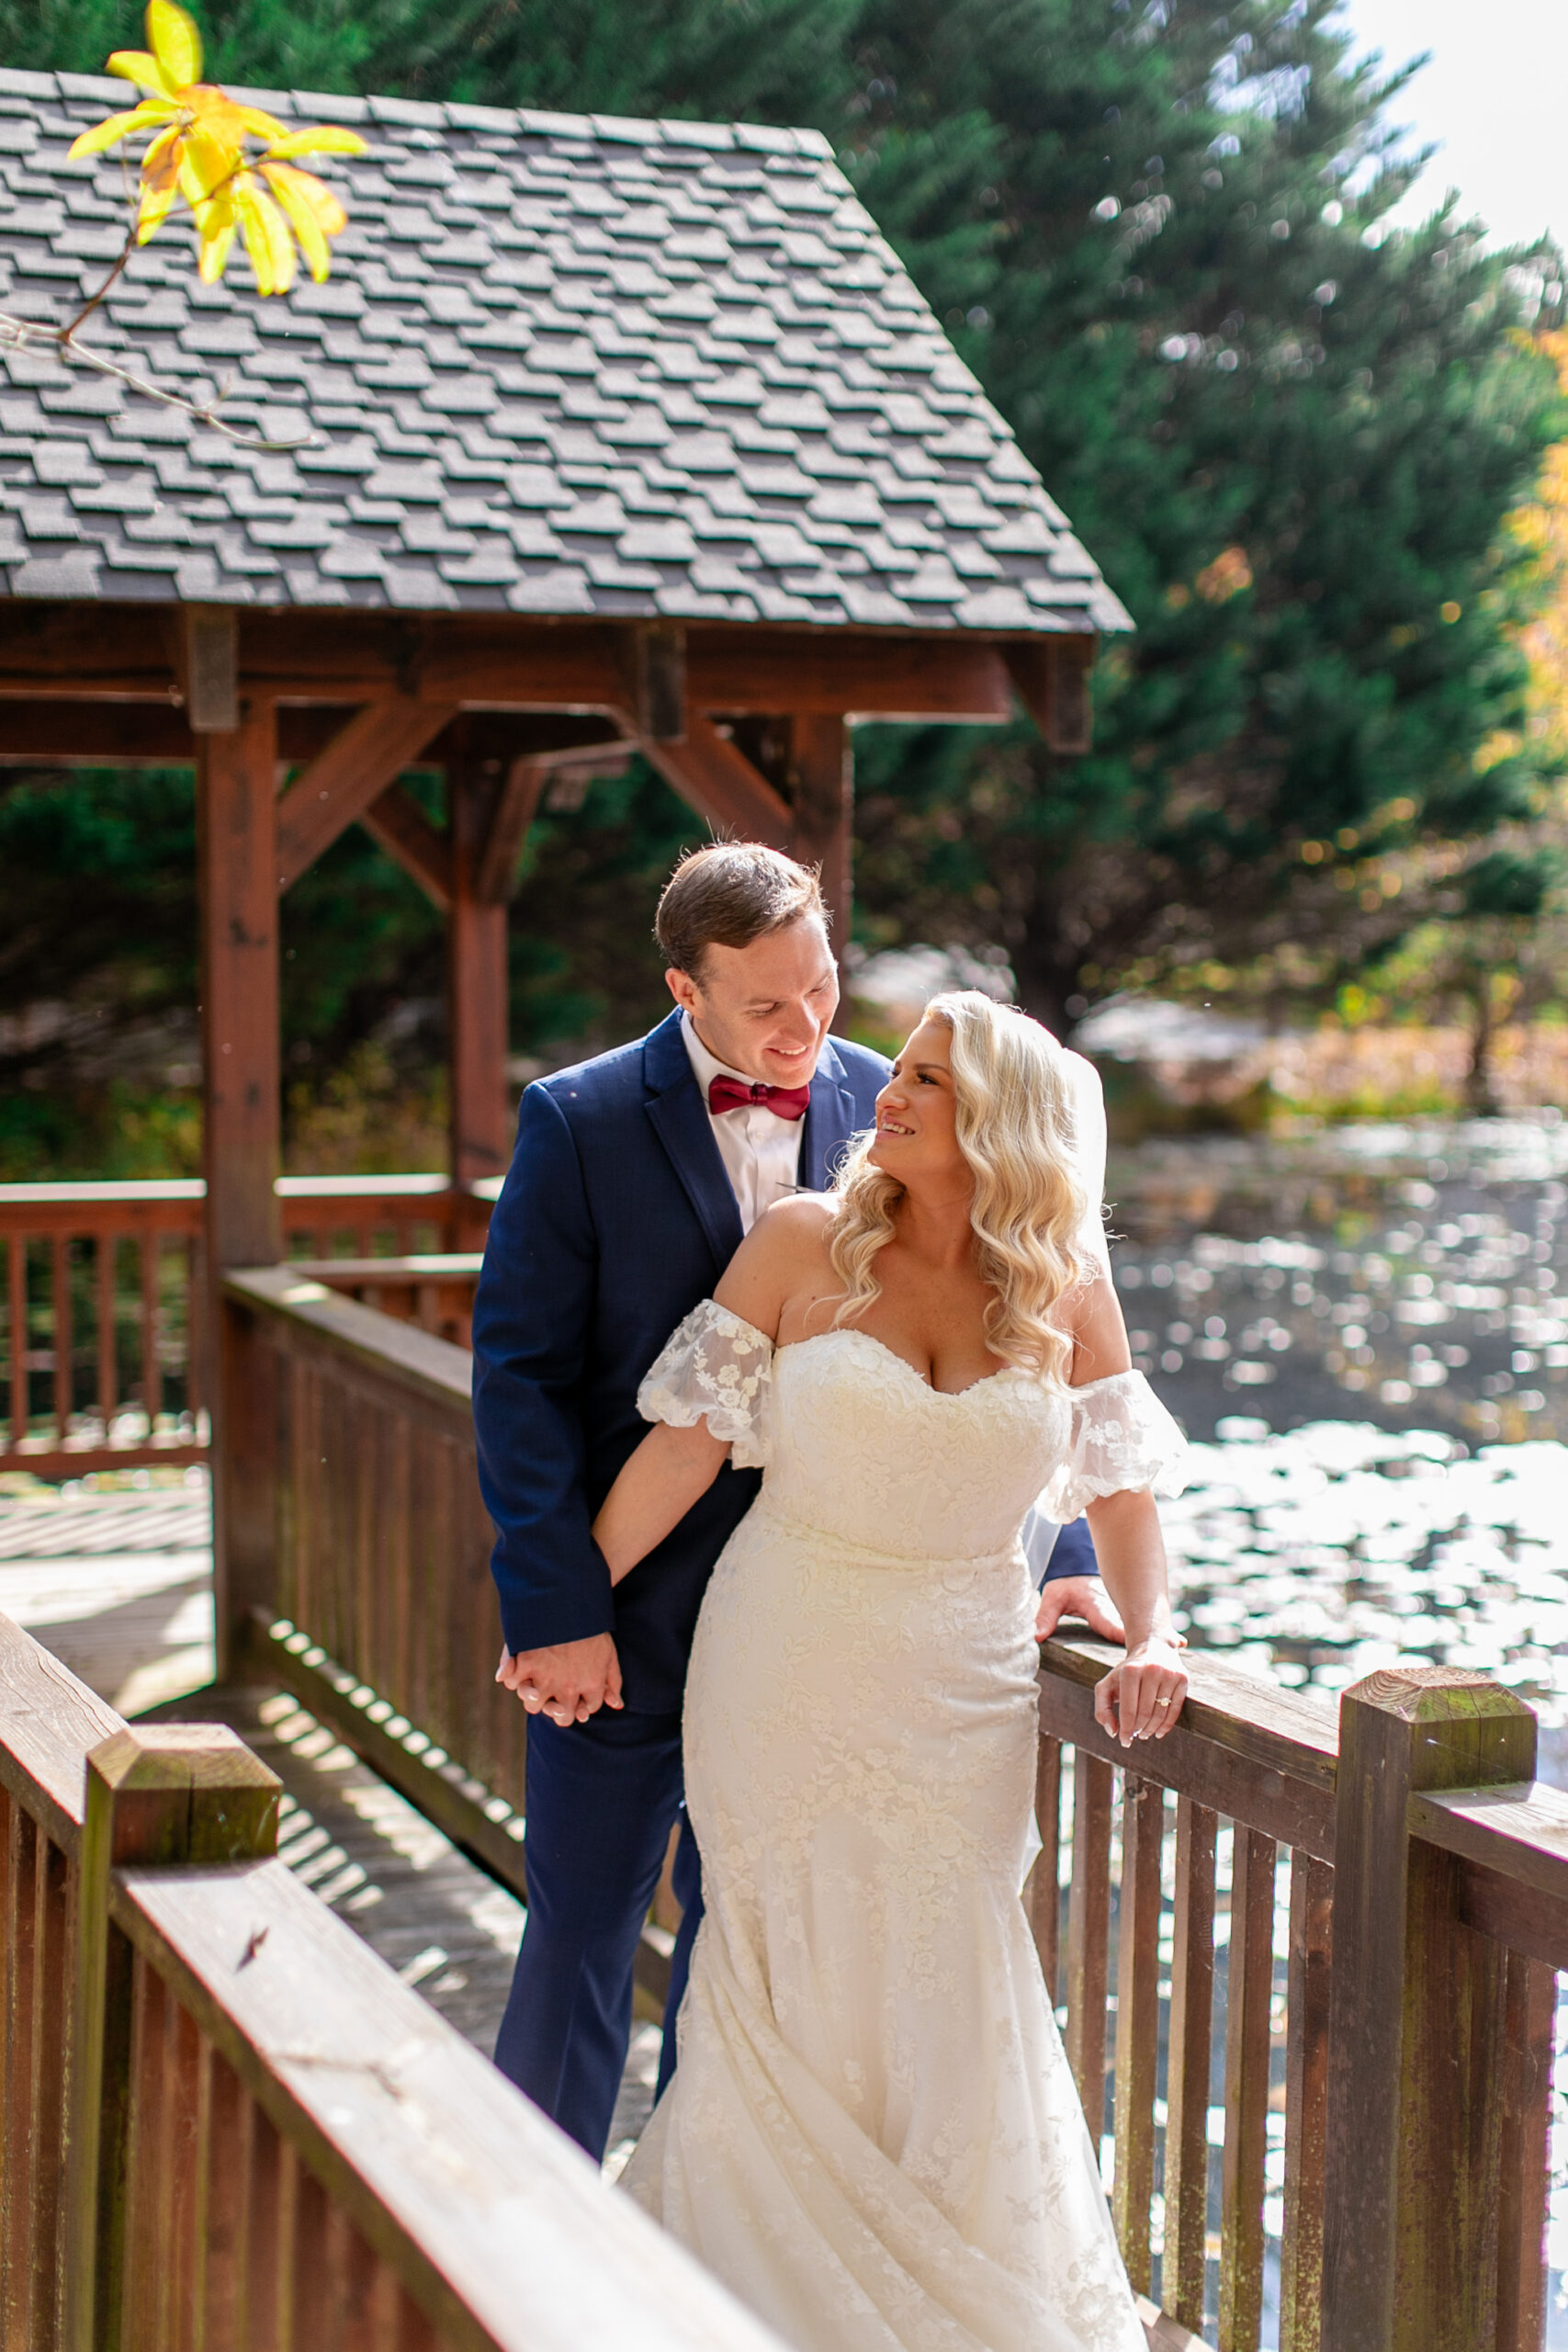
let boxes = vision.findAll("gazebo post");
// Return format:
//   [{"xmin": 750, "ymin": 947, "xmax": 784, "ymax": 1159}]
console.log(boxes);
[
  {"xmin": 447, "ymin": 760, "xmax": 511, "ymax": 1245},
  {"xmin": 197, "ymin": 695, "xmax": 282, "ymax": 1678},
  {"xmin": 789, "ymin": 714, "xmax": 853, "ymax": 992}
]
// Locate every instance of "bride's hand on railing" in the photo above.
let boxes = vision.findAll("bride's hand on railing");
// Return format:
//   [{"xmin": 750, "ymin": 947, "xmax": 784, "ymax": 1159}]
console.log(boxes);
[{"xmin": 1093, "ymin": 1636, "xmax": 1188, "ymax": 1747}]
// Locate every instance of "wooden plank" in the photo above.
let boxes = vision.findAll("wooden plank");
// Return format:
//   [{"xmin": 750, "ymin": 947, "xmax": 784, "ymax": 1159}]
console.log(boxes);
[
  {"xmin": 687, "ymin": 628, "xmax": 1014, "ymax": 721},
  {"xmin": 183, "ymin": 607, "xmax": 239, "ymax": 734},
  {"xmin": 26, "ymin": 1828, "xmax": 70, "ymax": 2352},
  {"xmin": 1162, "ymin": 1797, "xmax": 1216, "ymax": 2336},
  {"xmin": 1455, "ymin": 1856, "xmax": 1568, "ymax": 1970},
  {"xmin": 139, "ymin": 1234, "xmax": 163, "ymax": 1438},
  {"xmin": 448, "ymin": 767, "xmax": 512, "ymax": 1194},
  {"xmin": 640, "ymin": 709, "xmax": 795, "ymax": 848},
  {"xmin": 1027, "ymin": 1735, "xmax": 1063, "ymax": 2001},
  {"xmin": 1279, "ymin": 1851, "xmax": 1332, "ymax": 2352},
  {"xmin": 1411, "ymin": 1781, "xmax": 1568, "ymax": 1905},
  {"xmin": 1037, "ymin": 1648, "xmax": 1337, "ymax": 1862},
  {"xmin": 114, "ymin": 1857, "xmax": 791, "ymax": 2352},
  {"xmin": 1218, "ymin": 1827, "xmax": 1276, "ymax": 2352},
  {"xmin": 0, "ymin": 1444, "xmax": 208, "ymax": 1481},
  {"xmin": 1006, "ymin": 636, "xmax": 1096, "ymax": 753},
  {"xmin": 6, "ymin": 1234, "xmax": 26, "ymax": 1449},
  {"xmin": 223, "ymin": 1270, "xmax": 472, "ymax": 1416},
  {"xmin": 788, "ymin": 714, "xmax": 852, "ymax": 958},
  {"xmin": 1111, "ymin": 1776, "xmax": 1165, "ymax": 2292},
  {"xmin": 51, "ymin": 1236, "xmax": 72, "ymax": 1444},
  {"xmin": 96, "ymin": 1233, "xmax": 118, "ymax": 1438},
  {"xmin": 275, "ymin": 700, "xmax": 459, "ymax": 891},
  {"xmin": 0, "ymin": 1611, "xmax": 121, "ymax": 1855},
  {"xmin": 1065, "ymin": 1748, "xmax": 1113, "ymax": 2132},
  {"xmin": 360, "ymin": 786, "xmax": 452, "ymax": 914},
  {"xmin": 475, "ymin": 756, "xmax": 549, "ymax": 905},
  {"xmin": 627, "ymin": 622, "xmax": 687, "ymax": 742},
  {"xmin": 1494, "ymin": 1951, "xmax": 1553, "ymax": 2352},
  {"xmin": 1322, "ymin": 1669, "xmax": 1538, "ymax": 2352},
  {"xmin": 2, "ymin": 1802, "xmax": 39, "ymax": 2350},
  {"xmin": 197, "ymin": 703, "xmax": 283, "ymax": 1272}
]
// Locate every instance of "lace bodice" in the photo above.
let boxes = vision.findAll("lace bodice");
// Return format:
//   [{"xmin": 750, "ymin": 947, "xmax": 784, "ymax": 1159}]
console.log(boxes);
[{"xmin": 638, "ymin": 1299, "xmax": 1186, "ymax": 1554}]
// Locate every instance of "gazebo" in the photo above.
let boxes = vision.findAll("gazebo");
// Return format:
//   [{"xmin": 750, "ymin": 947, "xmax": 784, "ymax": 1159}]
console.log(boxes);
[{"xmin": 0, "ymin": 62, "xmax": 1129, "ymax": 1325}]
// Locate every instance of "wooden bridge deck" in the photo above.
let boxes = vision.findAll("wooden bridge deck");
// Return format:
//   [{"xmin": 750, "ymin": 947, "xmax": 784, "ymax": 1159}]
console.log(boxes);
[{"xmin": 0, "ymin": 1474, "xmax": 661, "ymax": 2174}]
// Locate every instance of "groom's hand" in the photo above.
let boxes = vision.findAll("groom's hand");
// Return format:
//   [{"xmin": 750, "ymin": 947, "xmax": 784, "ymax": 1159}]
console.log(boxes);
[
  {"xmin": 1035, "ymin": 1576, "xmax": 1125, "ymax": 1644},
  {"xmin": 495, "ymin": 1634, "xmax": 623, "ymax": 1725}
]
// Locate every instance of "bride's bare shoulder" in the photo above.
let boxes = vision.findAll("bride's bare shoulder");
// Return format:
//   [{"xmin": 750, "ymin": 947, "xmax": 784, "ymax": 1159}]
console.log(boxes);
[{"xmin": 715, "ymin": 1194, "xmax": 838, "ymax": 1332}]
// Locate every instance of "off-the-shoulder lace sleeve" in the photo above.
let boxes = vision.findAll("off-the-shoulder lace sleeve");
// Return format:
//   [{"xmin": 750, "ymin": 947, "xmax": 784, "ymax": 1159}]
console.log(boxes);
[
  {"xmin": 1037, "ymin": 1370, "xmax": 1188, "ymax": 1522},
  {"xmin": 637, "ymin": 1300, "xmax": 774, "ymax": 1470}
]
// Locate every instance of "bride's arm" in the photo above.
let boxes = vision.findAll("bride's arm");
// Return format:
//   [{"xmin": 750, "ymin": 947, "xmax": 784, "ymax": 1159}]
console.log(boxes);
[
  {"xmin": 1065, "ymin": 1270, "xmax": 1188, "ymax": 1746},
  {"xmin": 591, "ymin": 1197, "xmax": 826, "ymax": 1585}
]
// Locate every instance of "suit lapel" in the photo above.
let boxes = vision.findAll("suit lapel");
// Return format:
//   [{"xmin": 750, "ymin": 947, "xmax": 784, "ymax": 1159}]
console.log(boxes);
[
  {"xmin": 642, "ymin": 1011, "xmax": 745, "ymax": 1272},
  {"xmin": 800, "ymin": 1040, "xmax": 863, "ymax": 1193}
]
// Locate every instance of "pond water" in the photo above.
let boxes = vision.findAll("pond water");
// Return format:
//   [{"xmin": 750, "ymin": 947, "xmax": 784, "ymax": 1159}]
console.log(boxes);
[{"xmin": 1102, "ymin": 1115, "xmax": 1568, "ymax": 2343}]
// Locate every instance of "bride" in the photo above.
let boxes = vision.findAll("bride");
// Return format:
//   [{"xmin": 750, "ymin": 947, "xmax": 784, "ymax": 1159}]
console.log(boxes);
[{"xmin": 592, "ymin": 991, "xmax": 1188, "ymax": 2352}]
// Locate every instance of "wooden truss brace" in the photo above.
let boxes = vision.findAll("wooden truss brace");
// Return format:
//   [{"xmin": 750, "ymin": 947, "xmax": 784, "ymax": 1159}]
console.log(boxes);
[
  {"xmin": 634, "ymin": 707, "xmax": 795, "ymax": 851},
  {"xmin": 1004, "ymin": 637, "xmax": 1096, "ymax": 756},
  {"xmin": 474, "ymin": 739, "xmax": 637, "ymax": 904},
  {"xmin": 274, "ymin": 696, "xmax": 459, "ymax": 890}
]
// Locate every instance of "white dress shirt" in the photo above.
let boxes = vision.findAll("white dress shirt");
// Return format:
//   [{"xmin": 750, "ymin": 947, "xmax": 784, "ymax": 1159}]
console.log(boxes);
[{"xmin": 681, "ymin": 1011, "xmax": 806, "ymax": 1236}]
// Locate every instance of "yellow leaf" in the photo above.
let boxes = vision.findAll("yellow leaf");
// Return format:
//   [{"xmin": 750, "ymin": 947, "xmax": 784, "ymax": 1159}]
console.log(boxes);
[
  {"xmin": 261, "ymin": 162, "xmax": 331, "ymax": 278},
  {"xmin": 136, "ymin": 171, "xmax": 181, "ymax": 243},
  {"xmin": 263, "ymin": 124, "xmax": 367, "ymax": 161},
  {"xmin": 197, "ymin": 220, "xmax": 236, "ymax": 282},
  {"xmin": 107, "ymin": 48, "xmax": 178, "ymax": 97},
  {"xmin": 237, "ymin": 106, "xmax": 289, "ymax": 142},
  {"xmin": 261, "ymin": 160, "xmax": 345, "ymax": 238},
  {"xmin": 66, "ymin": 106, "xmax": 169, "ymax": 159},
  {"xmin": 180, "ymin": 122, "xmax": 240, "ymax": 204},
  {"xmin": 236, "ymin": 178, "xmax": 296, "ymax": 296},
  {"xmin": 146, "ymin": 0, "xmax": 202, "ymax": 90}
]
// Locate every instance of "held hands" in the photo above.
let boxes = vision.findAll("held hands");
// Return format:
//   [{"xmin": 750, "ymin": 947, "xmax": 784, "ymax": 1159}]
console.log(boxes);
[
  {"xmin": 1093, "ymin": 1634, "xmax": 1188, "ymax": 1747},
  {"xmin": 495, "ymin": 1633, "xmax": 623, "ymax": 1726},
  {"xmin": 1034, "ymin": 1575, "xmax": 1125, "ymax": 1644}
]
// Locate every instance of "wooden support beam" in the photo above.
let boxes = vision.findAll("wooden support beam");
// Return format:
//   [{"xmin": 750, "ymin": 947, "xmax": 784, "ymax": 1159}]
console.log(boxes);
[
  {"xmin": 627, "ymin": 622, "xmax": 687, "ymax": 741},
  {"xmin": 1320, "ymin": 1668, "xmax": 1538, "ymax": 2352},
  {"xmin": 274, "ymin": 697, "xmax": 458, "ymax": 889},
  {"xmin": 1006, "ymin": 636, "xmax": 1097, "ymax": 754},
  {"xmin": 360, "ymin": 784, "xmax": 452, "ymax": 913},
  {"xmin": 181, "ymin": 605, "xmax": 239, "ymax": 733},
  {"xmin": 788, "ymin": 714, "xmax": 852, "ymax": 953},
  {"xmin": 448, "ymin": 765, "xmax": 512, "ymax": 1206},
  {"xmin": 474, "ymin": 739, "xmax": 637, "ymax": 902},
  {"xmin": 198, "ymin": 700, "xmax": 281, "ymax": 1271},
  {"xmin": 639, "ymin": 708, "xmax": 794, "ymax": 849}
]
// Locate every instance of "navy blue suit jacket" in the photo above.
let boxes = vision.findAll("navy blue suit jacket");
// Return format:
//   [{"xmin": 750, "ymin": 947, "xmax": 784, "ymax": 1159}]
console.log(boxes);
[{"xmin": 471, "ymin": 1009, "xmax": 889, "ymax": 1717}]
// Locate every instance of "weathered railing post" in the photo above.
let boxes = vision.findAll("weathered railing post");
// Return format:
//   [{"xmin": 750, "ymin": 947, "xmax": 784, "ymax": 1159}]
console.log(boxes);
[
  {"xmin": 1320, "ymin": 1668, "xmax": 1537, "ymax": 2352},
  {"xmin": 214, "ymin": 1283, "xmax": 280, "ymax": 1680},
  {"xmin": 63, "ymin": 1724, "xmax": 280, "ymax": 2352}
]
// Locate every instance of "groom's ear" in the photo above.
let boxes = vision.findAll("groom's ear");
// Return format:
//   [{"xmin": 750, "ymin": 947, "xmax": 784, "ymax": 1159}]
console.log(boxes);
[{"xmin": 665, "ymin": 965, "xmax": 701, "ymax": 1016}]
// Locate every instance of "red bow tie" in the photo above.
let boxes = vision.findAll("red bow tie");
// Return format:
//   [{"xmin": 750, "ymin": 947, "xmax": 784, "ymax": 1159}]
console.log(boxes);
[{"xmin": 707, "ymin": 1075, "xmax": 811, "ymax": 1122}]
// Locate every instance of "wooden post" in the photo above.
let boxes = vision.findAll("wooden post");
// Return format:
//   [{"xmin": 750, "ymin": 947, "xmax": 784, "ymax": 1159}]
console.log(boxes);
[
  {"xmin": 1320, "ymin": 1668, "xmax": 1538, "ymax": 2352},
  {"xmin": 64, "ymin": 1725, "xmax": 279, "ymax": 2352},
  {"xmin": 447, "ymin": 763, "xmax": 511, "ymax": 1243},
  {"xmin": 198, "ymin": 699, "xmax": 282, "ymax": 1682},
  {"xmin": 789, "ymin": 716, "xmax": 852, "ymax": 970}
]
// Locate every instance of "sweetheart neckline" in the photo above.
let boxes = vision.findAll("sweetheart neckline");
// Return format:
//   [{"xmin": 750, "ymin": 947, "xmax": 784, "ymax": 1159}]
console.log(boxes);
[{"xmin": 775, "ymin": 1326, "xmax": 1033, "ymax": 1402}]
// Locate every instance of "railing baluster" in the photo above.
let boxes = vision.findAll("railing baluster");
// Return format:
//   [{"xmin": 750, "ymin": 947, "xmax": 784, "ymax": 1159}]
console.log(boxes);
[
  {"xmin": 96, "ymin": 1233, "xmax": 118, "ymax": 1442},
  {"xmin": 51, "ymin": 1236, "xmax": 72, "ymax": 1442},
  {"xmin": 6, "ymin": 1233, "xmax": 25, "ymax": 1451},
  {"xmin": 1028, "ymin": 1735, "xmax": 1064, "ymax": 2004},
  {"xmin": 1219, "ymin": 1826, "xmax": 1276, "ymax": 2352},
  {"xmin": 1494, "ymin": 1951, "xmax": 1555, "ymax": 2352},
  {"xmin": 1066, "ymin": 1749, "xmax": 1114, "ymax": 2135},
  {"xmin": 1163, "ymin": 1795, "xmax": 1216, "ymax": 2334},
  {"xmin": 140, "ymin": 1234, "xmax": 163, "ymax": 1436},
  {"xmin": 2, "ymin": 1802, "xmax": 39, "ymax": 2343},
  {"xmin": 1280, "ymin": 1849, "xmax": 1333, "ymax": 2351},
  {"xmin": 1112, "ymin": 1774, "xmax": 1165, "ymax": 2292}
]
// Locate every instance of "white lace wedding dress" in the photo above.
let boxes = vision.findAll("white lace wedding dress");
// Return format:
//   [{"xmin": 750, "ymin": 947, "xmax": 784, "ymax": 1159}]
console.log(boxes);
[{"xmin": 623, "ymin": 1303, "xmax": 1187, "ymax": 2352}]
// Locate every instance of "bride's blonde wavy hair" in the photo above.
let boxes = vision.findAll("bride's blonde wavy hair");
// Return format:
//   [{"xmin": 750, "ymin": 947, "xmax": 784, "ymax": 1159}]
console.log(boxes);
[{"xmin": 828, "ymin": 991, "xmax": 1096, "ymax": 1384}]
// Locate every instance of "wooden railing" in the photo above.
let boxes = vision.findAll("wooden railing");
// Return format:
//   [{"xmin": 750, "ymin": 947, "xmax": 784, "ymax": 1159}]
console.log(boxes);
[
  {"xmin": 222, "ymin": 1261, "xmax": 1568, "ymax": 2350},
  {"xmin": 0, "ymin": 1606, "xmax": 780, "ymax": 2352},
  {"xmin": 0, "ymin": 1180, "xmax": 491, "ymax": 1477}
]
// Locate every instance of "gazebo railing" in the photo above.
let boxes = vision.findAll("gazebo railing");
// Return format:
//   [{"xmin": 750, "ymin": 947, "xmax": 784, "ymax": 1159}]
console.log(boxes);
[
  {"xmin": 0, "ymin": 1606, "xmax": 781, "ymax": 2352},
  {"xmin": 0, "ymin": 1181, "xmax": 489, "ymax": 1478},
  {"xmin": 220, "ymin": 1263, "xmax": 1567, "ymax": 2351}
]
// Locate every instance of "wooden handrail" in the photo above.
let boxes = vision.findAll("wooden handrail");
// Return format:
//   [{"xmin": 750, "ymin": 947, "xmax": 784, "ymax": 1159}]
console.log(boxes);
[{"xmin": 0, "ymin": 1609, "xmax": 783, "ymax": 2352}]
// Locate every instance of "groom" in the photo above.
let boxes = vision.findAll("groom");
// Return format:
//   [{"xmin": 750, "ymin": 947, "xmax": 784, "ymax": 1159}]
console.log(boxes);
[{"xmin": 472, "ymin": 842, "xmax": 1115, "ymax": 2158}]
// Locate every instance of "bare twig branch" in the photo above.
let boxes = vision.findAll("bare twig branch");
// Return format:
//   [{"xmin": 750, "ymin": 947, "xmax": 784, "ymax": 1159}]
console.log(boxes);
[{"xmin": 0, "ymin": 307, "xmax": 314, "ymax": 451}]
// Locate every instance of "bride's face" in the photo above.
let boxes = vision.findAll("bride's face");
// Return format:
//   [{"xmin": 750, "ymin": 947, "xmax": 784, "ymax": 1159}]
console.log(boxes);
[{"xmin": 869, "ymin": 1021, "xmax": 969, "ymax": 1189}]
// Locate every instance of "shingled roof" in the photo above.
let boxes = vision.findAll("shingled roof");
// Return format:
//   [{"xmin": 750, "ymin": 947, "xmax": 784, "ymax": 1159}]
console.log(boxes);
[{"xmin": 0, "ymin": 69, "xmax": 1131, "ymax": 636}]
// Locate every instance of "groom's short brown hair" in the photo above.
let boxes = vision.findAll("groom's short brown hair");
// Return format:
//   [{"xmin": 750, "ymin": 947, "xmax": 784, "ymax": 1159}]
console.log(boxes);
[{"xmin": 656, "ymin": 843, "xmax": 826, "ymax": 982}]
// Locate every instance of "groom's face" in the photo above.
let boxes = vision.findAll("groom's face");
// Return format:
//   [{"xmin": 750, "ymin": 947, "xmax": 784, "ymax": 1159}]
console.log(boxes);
[{"xmin": 667, "ymin": 915, "xmax": 839, "ymax": 1087}]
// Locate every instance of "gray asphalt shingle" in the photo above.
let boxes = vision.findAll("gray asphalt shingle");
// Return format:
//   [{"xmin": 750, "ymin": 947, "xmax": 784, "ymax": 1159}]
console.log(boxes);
[{"xmin": 0, "ymin": 74, "xmax": 1131, "ymax": 633}]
